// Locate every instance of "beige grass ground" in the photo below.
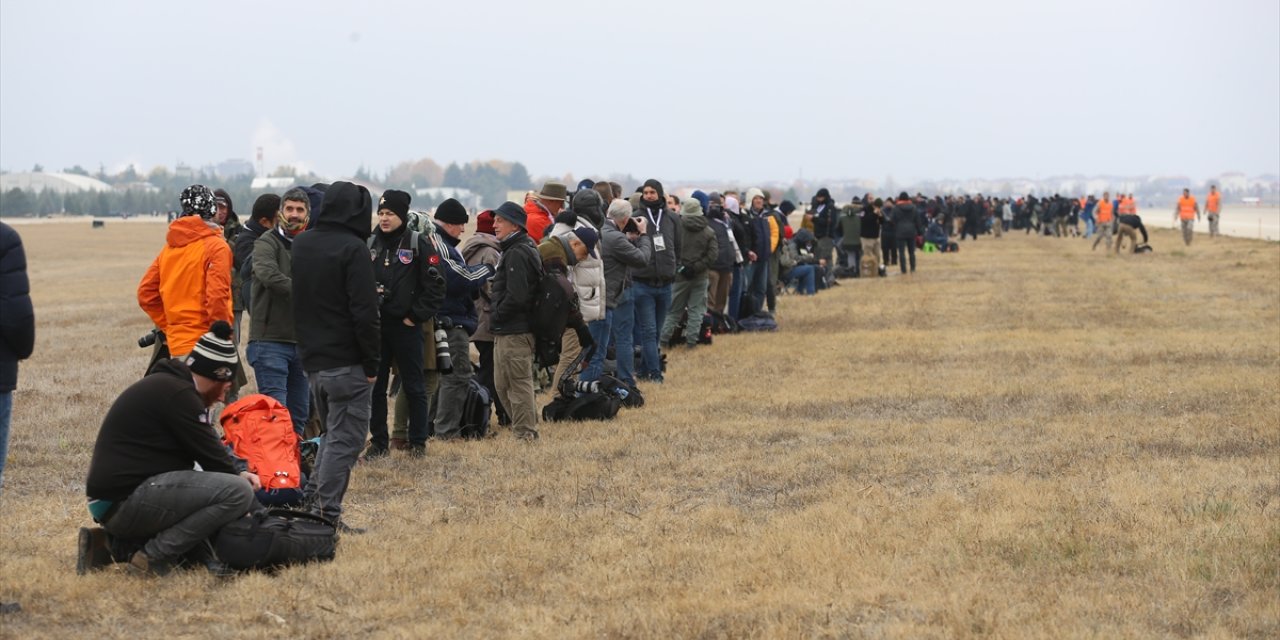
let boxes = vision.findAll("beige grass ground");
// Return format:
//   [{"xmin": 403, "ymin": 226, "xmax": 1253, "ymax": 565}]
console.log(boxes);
[{"xmin": 1, "ymin": 221, "xmax": 1277, "ymax": 639}]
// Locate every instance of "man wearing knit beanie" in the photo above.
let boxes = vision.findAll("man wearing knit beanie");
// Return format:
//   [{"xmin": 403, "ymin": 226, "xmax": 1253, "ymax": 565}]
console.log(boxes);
[
  {"xmin": 81, "ymin": 321, "xmax": 259, "ymax": 576},
  {"xmin": 459, "ymin": 209, "xmax": 509, "ymax": 427}
]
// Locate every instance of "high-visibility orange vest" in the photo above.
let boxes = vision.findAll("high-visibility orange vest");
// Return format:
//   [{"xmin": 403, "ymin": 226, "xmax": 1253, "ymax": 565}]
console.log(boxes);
[
  {"xmin": 1096, "ymin": 200, "xmax": 1114, "ymax": 223},
  {"xmin": 1119, "ymin": 197, "xmax": 1136, "ymax": 215},
  {"xmin": 1206, "ymin": 192, "xmax": 1221, "ymax": 214},
  {"xmin": 1178, "ymin": 196, "xmax": 1198, "ymax": 221}
]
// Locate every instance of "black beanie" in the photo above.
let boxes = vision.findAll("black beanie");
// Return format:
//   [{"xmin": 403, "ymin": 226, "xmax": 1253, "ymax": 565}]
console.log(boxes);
[
  {"xmin": 378, "ymin": 189, "xmax": 412, "ymax": 224},
  {"xmin": 434, "ymin": 198, "xmax": 468, "ymax": 225},
  {"xmin": 185, "ymin": 321, "xmax": 238, "ymax": 382},
  {"xmin": 779, "ymin": 200, "xmax": 796, "ymax": 215},
  {"xmin": 251, "ymin": 194, "xmax": 281, "ymax": 224}
]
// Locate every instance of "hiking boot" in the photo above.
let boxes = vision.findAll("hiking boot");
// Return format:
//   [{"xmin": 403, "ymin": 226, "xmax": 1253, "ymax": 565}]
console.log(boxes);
[
  {"xmin": 76, "ymin": 527, "xmax": 113, "ymax": 575},
  {"xmin": 389, "ymin": 437, "xmax": 409, "ymax": 451},
  {"xmin": 125, "ymin": 550, "xmax": 173, "ymax": 577},
  {"xmin": 407, "ymin": 443, "xmax": 427, "ymax": 458},
  {"xmin": 362, "ymin": 444, "xmax": 390, "ymax": 461}
]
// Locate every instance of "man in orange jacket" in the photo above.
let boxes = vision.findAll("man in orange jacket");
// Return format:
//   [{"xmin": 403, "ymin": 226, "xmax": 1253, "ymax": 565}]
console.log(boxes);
[
  {"xmin": 1092, "ymin": 191, "xmax": 1115, "ymax": 252},
  {"xmin": 523, "ymin": 181, "xmax": 567, "ymax": 243},
  {"xmin": 1173, "ymin": 188, "xmax": 1200, "ymax": 246},
  {"xmin": 137, "ymin": 185, "xmax": 234, "ymax": 361},
  {"xmin": 1205, "ymin": 185, "xmax": 1222, "ymax": 237}
]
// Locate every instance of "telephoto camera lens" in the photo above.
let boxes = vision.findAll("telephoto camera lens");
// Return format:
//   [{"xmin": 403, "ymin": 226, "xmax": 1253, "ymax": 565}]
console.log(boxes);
[
  {"xmin": 138, "ymin": 330, "xmax": 158, "ymax": 348},
  {"xmin": 434, "ymin": 327, "xmax": 453, "ymax": 374}
]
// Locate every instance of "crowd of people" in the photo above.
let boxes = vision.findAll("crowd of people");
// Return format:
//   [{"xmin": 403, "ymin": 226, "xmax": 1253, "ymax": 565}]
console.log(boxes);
[{"xmin": 57, "ymin": 178, "xmax": 1227, "ymax": 576}]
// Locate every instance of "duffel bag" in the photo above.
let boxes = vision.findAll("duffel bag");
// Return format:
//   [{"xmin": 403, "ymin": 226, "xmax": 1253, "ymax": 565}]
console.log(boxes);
[{"xmin": 214, "ymin": 508, "xmax": 337, "ymax": 571}]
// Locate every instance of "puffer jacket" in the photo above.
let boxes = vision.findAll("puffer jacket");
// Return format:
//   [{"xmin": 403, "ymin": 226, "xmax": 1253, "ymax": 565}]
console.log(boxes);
[
  {"xmin": 0, "ymin": 222, "xmax": 35, "ymax": 392},
  {"xmin": 551, "ymin": 220, "xmax": 605, "ymax": 322},
  {"xmin": 675, "ymin": 212, "xmax": 718, "ymax": 278},
  {"xmin": 460, "ymin": 232, "xmax": 501, "ymax": 341},
  {"xmin": 839, "ymin": 205, "xmax": 862, "ymax": 247},
  {"xmin": 893, "ymin": 201, "xmax": 920, "ymax": 240},
  {"xmin": 631, "ymin": 200, "xmax": 680, "ymax": 285},
  {"xmin": 137, "ymin": 215, "xmax": 233, "ymax": 356}
]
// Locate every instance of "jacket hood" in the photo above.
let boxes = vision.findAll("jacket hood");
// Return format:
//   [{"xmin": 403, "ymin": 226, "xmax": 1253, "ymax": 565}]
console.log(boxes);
[
  {"xmin": 148, "ymin": 355, "xmax": 193, "ymax": 382},
  {"xmin": 166, "ymin": 214, "xmax": 220, "ymax": 248},
  {"xmin": 812, "ymin": 188, "xmax": 831, "ymax": 205},
  {"xmin": 680, "ymin": 211, "xmax": 709, "ymax": 232},
  {"xmin": 316, "ymin": 181, "xmax": 373, "ymax": 239}
]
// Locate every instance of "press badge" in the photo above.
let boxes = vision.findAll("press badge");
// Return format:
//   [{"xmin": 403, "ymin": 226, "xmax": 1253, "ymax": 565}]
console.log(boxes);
[{"xmin": 653, "ymin": 236, "xmax": 667, "ymax": 252}]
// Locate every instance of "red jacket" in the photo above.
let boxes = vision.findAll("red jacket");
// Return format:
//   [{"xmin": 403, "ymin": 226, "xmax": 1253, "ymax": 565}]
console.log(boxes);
[{"xmin": 524, "ymin": 200, "xmax": 554, "ymax": 243}]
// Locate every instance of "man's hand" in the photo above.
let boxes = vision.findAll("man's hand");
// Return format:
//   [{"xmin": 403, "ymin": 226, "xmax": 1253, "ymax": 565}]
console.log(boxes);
[
  {"xmin": 240, "ymin": 471, "xmax": 262, "ymax": 491},
  {"xmin": 403, "ymin": 317, "xmax": 415, "ymax": 327},
  {"xmin": 748, "ymin": 251, "xmax": 758, "ymax": 263},
  {"xmin": 635, "ymin": 217, "xmax": 648, "ymax": 234}
]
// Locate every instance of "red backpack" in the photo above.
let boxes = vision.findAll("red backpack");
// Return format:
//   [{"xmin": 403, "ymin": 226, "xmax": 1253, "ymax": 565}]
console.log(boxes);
[{"xmin": 220, "ymin": 394, "xmax": 302, "ymax": 490}]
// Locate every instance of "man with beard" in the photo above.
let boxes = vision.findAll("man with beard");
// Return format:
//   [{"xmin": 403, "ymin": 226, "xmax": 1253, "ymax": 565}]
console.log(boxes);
[
  {"xmin": 247, "ymin": 188, "xmax": 311, "ymax": 436},
  {"xmin": 809, "ymin": 188, "xmax": 839, "ymax": 269},
  {"xmin": 630, "ymin": 179, "xmax": 679, "ymax": 382}
]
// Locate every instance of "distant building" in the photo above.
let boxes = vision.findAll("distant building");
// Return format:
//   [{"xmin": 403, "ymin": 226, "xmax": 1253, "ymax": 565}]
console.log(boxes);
[
  {"xmin": 0, "ymin": 172, "xmax": 113, "ymax": 193},
  {"xmin": 251, "ymin": 177, "xmax": 296, "ymax": 190},
  {"xmin": 215, "ymin": 159, "xmax": 255, "ymax": 179}
]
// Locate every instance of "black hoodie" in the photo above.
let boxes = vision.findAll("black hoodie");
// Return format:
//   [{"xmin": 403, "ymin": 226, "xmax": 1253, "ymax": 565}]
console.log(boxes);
[
  {"xmin": 810, "ymin": 188, "xmax": 839, "ymax": 240},
  {"xmin": 291, "ymin": 181, "xmax": 382, "ymax": 376},
  {"xmin": 86, "ymin": 359, "xmax": 238, "ymax": 502}
]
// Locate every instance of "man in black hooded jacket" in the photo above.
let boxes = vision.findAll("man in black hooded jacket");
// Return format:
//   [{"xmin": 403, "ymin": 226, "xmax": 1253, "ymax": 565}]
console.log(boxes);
[{"xmin": 291, "ymin": 181, "xmax": 380, "ymax": 530}]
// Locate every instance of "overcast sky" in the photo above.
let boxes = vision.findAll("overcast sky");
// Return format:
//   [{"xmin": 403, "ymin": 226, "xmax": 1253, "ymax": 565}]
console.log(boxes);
[{"xmin": 2, "ymin": 0, "xmax": 1277, "ymax": 184}]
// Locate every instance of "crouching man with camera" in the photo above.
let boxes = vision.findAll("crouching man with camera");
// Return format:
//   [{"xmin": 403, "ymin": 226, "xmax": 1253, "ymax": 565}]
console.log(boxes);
[
  {"xmin": 81, "ymin": 322, "xmax": 260, "ymax": 577},
  {"xmin": 365, "ymin": 190, "xmax": 444, "ymax": 459}
]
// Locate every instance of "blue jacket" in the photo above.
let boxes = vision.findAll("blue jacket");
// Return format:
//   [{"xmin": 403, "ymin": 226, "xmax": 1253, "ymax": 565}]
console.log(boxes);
[{"xmin": 429, "ymin": 222, "xmax": 494, "ymax": 334}]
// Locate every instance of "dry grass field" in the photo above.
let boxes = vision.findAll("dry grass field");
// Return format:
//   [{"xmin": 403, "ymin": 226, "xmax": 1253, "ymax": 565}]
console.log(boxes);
[{"xmin": 1, "ymin": 220, "xmax": 1277, "ymax": 639}]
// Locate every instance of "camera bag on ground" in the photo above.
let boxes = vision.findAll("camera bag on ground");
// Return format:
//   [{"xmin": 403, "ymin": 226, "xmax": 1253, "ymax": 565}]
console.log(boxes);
[
  {"xmin": 738, "ymin": 311, "xmax": 779, "ymax": 332},
  {"xmin": 213, "ymin": 508, "xmax": 337, "ymax": 571},
  {"xmin": 220, "ymin": 394, "xmax": 304, "ymax": 507},
  {"xmin": 708, "ymin": 310, "xmax": 740, "ymax": 334},
  {"xmin": 458, "ymin": 376, "xmax": 492, "ymax": 439},
  {"xmin": 541, "ymin": 349, "xmax": 624, "ymax": 422}
]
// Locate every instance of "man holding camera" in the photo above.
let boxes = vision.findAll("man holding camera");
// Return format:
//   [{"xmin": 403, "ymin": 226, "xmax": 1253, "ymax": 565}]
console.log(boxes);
[
  {"xmin": 137, "ymin": 185, "xmax": 234, "ymax": 362},
  {"xmin": 365, "ymin": 190, "xmax": 445, "ymax": 459},
  {"xmin": 425, "ymin": 199, "xmax": 494, "ymax": 440}
]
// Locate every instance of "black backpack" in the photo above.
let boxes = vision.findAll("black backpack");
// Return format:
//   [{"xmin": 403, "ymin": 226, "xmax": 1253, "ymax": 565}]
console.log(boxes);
[
  {"xmin": 529, "ymin": 268, "xmax": 576, "ymax": 365},
  {"xmin": 213, "ymin": 508, "xmax": 337, "ymax": 571},
  {"xmin": 458, "ymin": 377, "xmax": 492, "ymax": 439}
]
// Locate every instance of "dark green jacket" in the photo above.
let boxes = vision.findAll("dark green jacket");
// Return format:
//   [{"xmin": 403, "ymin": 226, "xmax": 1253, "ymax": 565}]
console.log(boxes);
[
  {"xmin": 249, "ymin": 228, "xmax": 296, "ymax": 343},
  {"xmin": 676, "ymin": 212, "xmax": 718, "ymax": 278}
]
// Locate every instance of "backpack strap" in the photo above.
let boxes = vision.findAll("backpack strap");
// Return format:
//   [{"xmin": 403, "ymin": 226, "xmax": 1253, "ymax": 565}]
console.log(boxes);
[{"xmin": 262, "ymin": 508, "xmax": 337, "ymax": 528}]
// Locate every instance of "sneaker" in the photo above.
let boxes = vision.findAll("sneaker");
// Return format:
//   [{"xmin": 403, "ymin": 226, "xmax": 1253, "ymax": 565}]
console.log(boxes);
[
  {"xmin": 76, "ymin": 527, "xmax": 113, "ymax": 575},
  {"xmin": 362, "ymin": 444, "xmax": 390, "ymax": 461},
  {"xmin": 125, "ymin": 550, "xmax": 173, "ymax": 577}
]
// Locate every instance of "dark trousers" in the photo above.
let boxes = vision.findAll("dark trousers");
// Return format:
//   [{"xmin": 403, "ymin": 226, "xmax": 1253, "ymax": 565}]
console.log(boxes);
[
  {"xmin": 369, "ymin": 322, "xmax": 428, "ymax": 448},
  {"xmin": 895, "ymin": 238, "xmax": 917, "ymax": 273}
]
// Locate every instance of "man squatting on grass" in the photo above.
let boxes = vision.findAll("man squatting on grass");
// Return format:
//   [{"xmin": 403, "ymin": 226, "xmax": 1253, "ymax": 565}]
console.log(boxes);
[{"xmin": 81, "ymin": 322, "xmax": 259, "ymax": 576}]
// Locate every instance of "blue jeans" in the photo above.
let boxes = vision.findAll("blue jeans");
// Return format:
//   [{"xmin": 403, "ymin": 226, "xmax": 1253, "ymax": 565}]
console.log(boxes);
[
  {"xmin": 631, "ymin": 281, "xmax": 670, "ymax": 381},
  {"xmin": 0, "ymin": 390, "xmax": 10, "ymax": 496},
  {"xmin": 1083, "ymin": 215, "xmax": 1096, "ymax": 238},
  {"xmin": 787, "ymin": 264, "xmax": 817, "ymax": 294},
  {"xmin": 727, "ymin": 264, "xmax": 744, "ymax": 320},
  {"xmin": 247, "ymin": 341, "xmax": 310, "ymax": 436},
  {"xmin": 579, "ymin": 314, "xmax": 613, "ymax": 383},
  {"xmin": 610, "ymin": 287, "xmax": 637, "ymax": 386}
]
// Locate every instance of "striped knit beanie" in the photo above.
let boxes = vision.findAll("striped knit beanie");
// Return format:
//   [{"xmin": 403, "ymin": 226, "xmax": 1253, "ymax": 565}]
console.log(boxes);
[{"xmin": 185, "ymin": 321, "xmax": 238, "ymax": 382}]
